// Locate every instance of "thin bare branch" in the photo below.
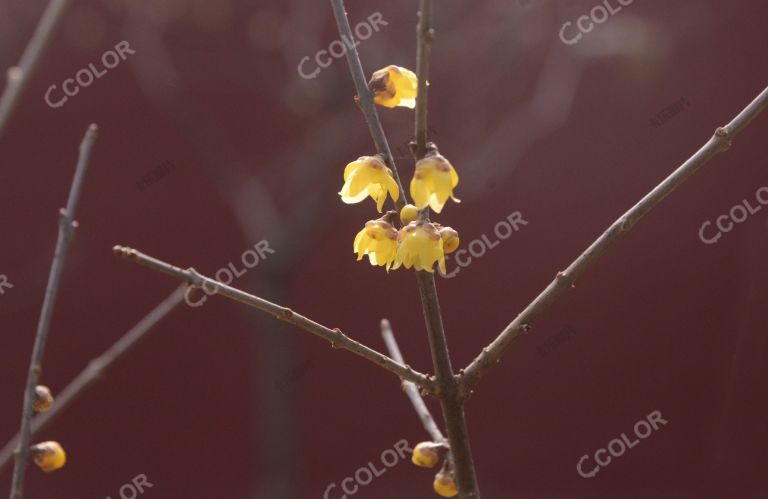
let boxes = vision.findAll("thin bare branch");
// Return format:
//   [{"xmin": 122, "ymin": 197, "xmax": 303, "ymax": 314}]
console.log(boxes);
[
  {"xmin": 329, "ymin": 0, "xmax": 407, "ymax": 211},
  {"xmin": 0, "ymin": 286, "xmax": 185, "ymax": 474},
  {"xmin": 10, "ymin": 124, "xmax": 98, "ymax": 499},
  {"xmin": 414, "ymin": 0, "xmax": 433, "ymax": 157},
  {"xmin": 459, "ymin": 85, "xmax": 768, "ymax": 397},
  {"xmin": 112, "ymin": 246, "xmax": 436, "ymax": 395},
  {"xmin": 0, "ymin": 0, "xmax": 72, "ymax": 138},
  {"xmin": 381, "ymin": 319, "xmax": 444, "ymax": 443}
]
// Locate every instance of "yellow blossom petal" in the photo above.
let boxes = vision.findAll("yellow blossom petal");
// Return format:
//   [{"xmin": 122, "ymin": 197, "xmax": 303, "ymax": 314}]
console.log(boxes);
[
  {"xmin": 339, "ymin": 156, "xmax": 399, "ymax": 212},
  {"xmin": 410, "ymin": 154, "xmax": 460, "ymax": 213},
  {"xmin": 394, "ymin": 222, "xmax": 445, "ymax": 273},
  {"xmin": 352, "ymin": 220, "xmax": 398, "ymax": 271},
  {"xmin": 369, "ymin": 66, "xmax": 418, "ymax": 109}
]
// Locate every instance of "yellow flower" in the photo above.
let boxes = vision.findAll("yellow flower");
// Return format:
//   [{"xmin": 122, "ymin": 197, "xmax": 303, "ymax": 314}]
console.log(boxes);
[
  {"xmin": 433, "ymin": 471, "xmax": 458, "ymax": 497},
  {"xmin": 411, "ymin": 154, "xmax": 460, "ymax": 213},
  {"xmin": 412, "ymin": 442, "xmax": 440, "ymax": 468},
  {"xmin": 31, "ymin": 441, "xmax": 66, "ymax": 472},
  {"xmin": 393, "ymin": 222, "xmax": 446, "ymax": 274},
  {"xmin": 369, "ymin": 65, "xmax": 418, "ymax": 109},
  {"xmin": 340, "ymin": 156, "xmax": 400, "ymax": 212},
  {"xmin": 353, "ymin": 220, "xmax": 398, "ymax": 271},
  {"xmin": 438, "ymin": 227, "xmax": 460, "ymax": 254}
]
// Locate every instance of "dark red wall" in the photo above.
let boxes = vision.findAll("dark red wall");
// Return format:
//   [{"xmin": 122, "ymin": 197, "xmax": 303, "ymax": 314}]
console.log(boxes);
[{"xmin": 1, "ymin": 0, "xmax": 767, "ymax": 497}]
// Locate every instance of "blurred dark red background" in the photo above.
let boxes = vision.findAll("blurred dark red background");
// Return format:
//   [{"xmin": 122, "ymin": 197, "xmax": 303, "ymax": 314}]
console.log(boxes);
[{"xmin": 1, "ymin": 0, "xmax": 767, "ymax": 497}]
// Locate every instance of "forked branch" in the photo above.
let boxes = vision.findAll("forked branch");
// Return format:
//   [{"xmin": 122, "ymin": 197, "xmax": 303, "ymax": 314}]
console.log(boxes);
[{"xmin": 459, "ymin": 85, "xmax": 768, "ymax": 397}]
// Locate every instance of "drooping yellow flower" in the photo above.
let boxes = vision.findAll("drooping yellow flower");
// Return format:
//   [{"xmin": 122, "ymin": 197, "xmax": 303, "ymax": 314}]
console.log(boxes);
[
  {"xmin": 433, "ymin": 471, "xmax": 458, "ymax": 497},
  {"xmin": 353, "ymin": 220, "xmax": 398, "ymax": 271},
  {"xmin": 31, "ymin": 441, "xmax": 66, "ymax": 472},
  {"xmin": 412, "ymin": 442, "xmax": 440, "ymax": 468},
  {"xmin": 393, "ymin": 222, "xmax": 446, "ymax": 274},
  {"xmin": 369, "ymin": 65, "xmax": 418, "ymax": 109},
  {"xmin": 411, "ymin": 154, "xmax": 460, "ymax": 213},
  {"xmin": 340, "ymin": 156, "xmax": 400, "ymax": 212}
]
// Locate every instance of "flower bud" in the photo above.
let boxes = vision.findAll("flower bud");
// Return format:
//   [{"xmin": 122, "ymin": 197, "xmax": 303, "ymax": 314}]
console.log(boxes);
[
  {"xmin": 400, "ymin": 204, "xmax": 419, "ymax": 225},
  {"xmin": 33, "ymin": 385, "xmax": 53, "ymax": 413},
  {"xmin": 439, "ymin": 227, "xmax": 460, "ymax": 254},
  {"xmin": 369, "ymin": 65, "xmax": 418, "ymax": 109},
  {"xmin": 411, "ymin": 442, "xmax": 440, "ymax": 468},
  {"xmin": 31, "ymin": 441, "xmax": 66, "ymax": 472},
  {"xmin": 433, "ymin": 470, "xmax": 458, "ymax": 497}
]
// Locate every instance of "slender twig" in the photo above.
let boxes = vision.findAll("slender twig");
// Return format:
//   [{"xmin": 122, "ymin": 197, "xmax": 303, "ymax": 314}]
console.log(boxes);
[
  {"xmin": 459, "ymin": 85, "xmax": 768, "ymax": 396},
  {"xmin": 0, "ymin": 286, "xmax": 185, "ymax": 474},
  {"xmin": 329, "ymin": 0, "xmax": 407, "ymax": 211},
  {"xmin": 414, "ymin": 0, "xmax": 433, "ymax": 158},
  {"xmin": 10, "ymin": 124, "xmax": 98, "ymax": 499},
  {"xmin": 381, "ymin": 319, "xmax": 444, "ymax": 443},
  {"xmin": 111, "ymin": 246, "xmax": 436, "ymax": 395},
  {"xmin": 0, "ymin": 0, "xmax": 73, "ymax": 138}
]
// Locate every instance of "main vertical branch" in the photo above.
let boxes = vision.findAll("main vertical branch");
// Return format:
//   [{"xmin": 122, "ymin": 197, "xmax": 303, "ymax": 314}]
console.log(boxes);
[
  {"xmin": 10, "ymin": 124, "xmax": 98, "ymax": 499},
  {"xmin": 0, "ymin": 0, "xmax": 73, "ymax": 138},
  {"xmin": 329, "ymin": 0, "xmax": 481, "ymax": 496},
  {"xmin": 412, "ymin": 1, "xmax": 481, "ymax": 497}
]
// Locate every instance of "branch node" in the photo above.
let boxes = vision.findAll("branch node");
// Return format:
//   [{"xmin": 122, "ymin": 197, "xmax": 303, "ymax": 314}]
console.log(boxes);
[
  {"xmin": 112, "ymin": 245, "xmax": 136, "ymax": 260},
  {"xmin": 714, "ymin": 127, "xmax": 732, "ymax": 151}
]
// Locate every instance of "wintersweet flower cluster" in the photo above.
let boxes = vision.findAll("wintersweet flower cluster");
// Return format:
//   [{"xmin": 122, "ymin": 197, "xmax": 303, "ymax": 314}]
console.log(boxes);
[{"xmin": 339, "ymin": 66, "xmax": 462, "ymax": 275}]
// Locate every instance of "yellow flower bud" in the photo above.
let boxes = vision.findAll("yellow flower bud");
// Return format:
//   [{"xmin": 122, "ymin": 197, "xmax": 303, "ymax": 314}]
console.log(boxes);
[
  {"xmin": 433, "ymin": 470, "xmax": 458, "ymax": 497},
  {"xmin": 369, "ymin": 65, "xmax": 418, "ymax": 109},
  {"xmin": 412, "ymin": 442, "xmax": 440, "ymax": 468},
  {"xmin": 340, "ymin": 156, "xmax": 400, "ymax": 212},
  {"xmin": 31, "ymin": 441, "xmax": 66, "ymax": 472},
  {"xmin": 393, "ymin": 222, "xmax": 446, "ymax": 274},
  {"xmin": 33, "ymin": 385, "xmax": 54, "ymax": 413},
  {"xmin": 400, "ymin": 204, "xmax": 419, "ymax": 225},
  {"xmin": 354, "ymin": 220, "xmax": 398, "ymax": 271},
  {"xmin": 411, "ymin": 154, "xmax": 460, "ymax": 214},
  {"xmin": 439, "ymin": 227, "xmax": 460, "ymax": 254}
]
